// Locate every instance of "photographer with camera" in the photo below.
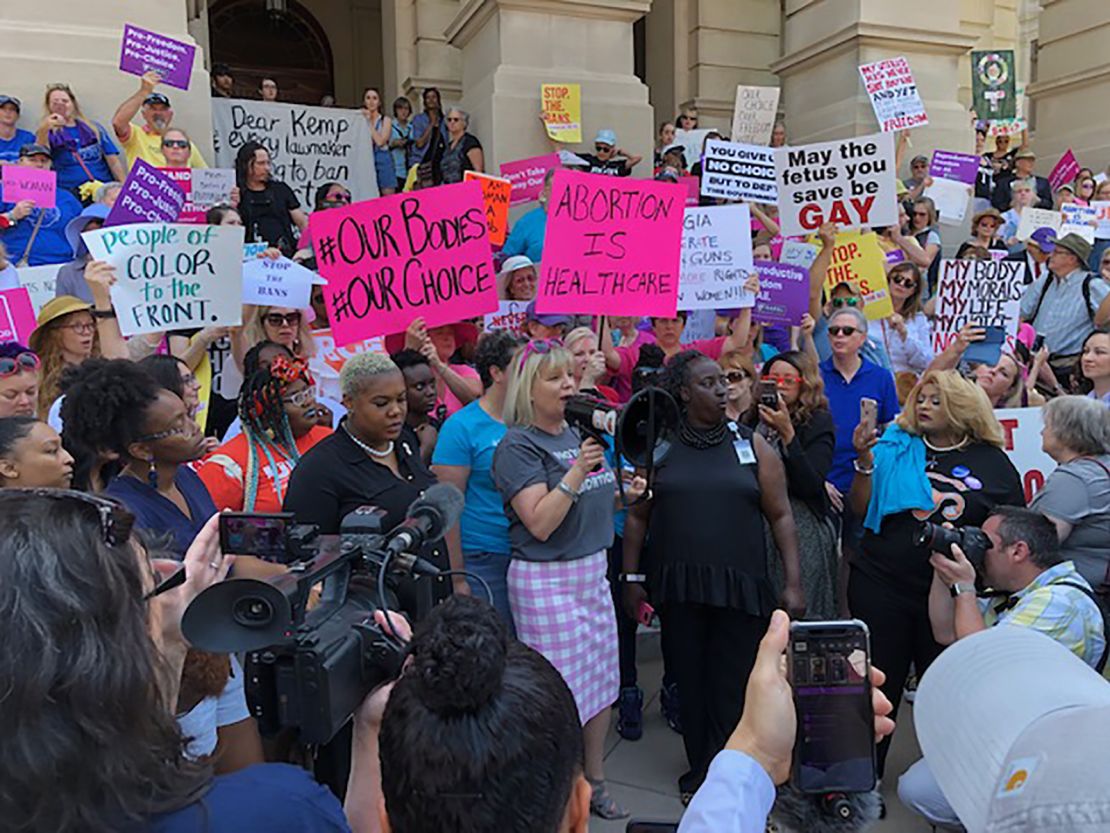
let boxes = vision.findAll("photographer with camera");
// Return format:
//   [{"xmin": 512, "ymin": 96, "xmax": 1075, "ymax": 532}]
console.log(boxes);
[{"xmin": 898, "ymin": 505, "xmax": 1106, "ymax": 828}]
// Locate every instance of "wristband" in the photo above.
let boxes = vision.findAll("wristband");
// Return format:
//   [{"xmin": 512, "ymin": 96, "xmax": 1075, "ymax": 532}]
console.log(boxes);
[
  {"xmin": 93, "ymin": 309, "xmax": 117, "ymax": 319},
  {"xmin": 853, "ymin": 459, "xmax": 875, "ymax": 476},
  {"xmin": 556, "ymin": 481, "xmax": 580, "ymax": 503},
  {"xmin": 620, "ymin": 573, "xmax": 647, "ymax": 584},
  {"xmin": 950, "ymin": 582, "xmax": 976, "ymax": 598}
]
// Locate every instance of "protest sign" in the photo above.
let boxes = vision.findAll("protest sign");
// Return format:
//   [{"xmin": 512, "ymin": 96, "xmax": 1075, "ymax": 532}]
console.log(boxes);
[
  {"xmin": 682, "ymin": 310, "xmax": 716, "ymax": 343},
  {"xmin": 972, "ymin": 50, "xmax": 1017, "ymax": 121},
  {"xmin": 821, "ymin": 230, "xmax": 893, "ymax": 320},
  {"xmin": 119, "ymin": 24, "xmax": 196, "ymax": 91},
  {"xmin": 674, "ymin": 129, "xmax": 713, "ymax": 170},
  {"xmin": 191, "ymin": 168, "xmax": 236, "ymax": 208},
  {"xmin": 774, "ymin": 132, "xmax": 897, "ymax": 236},
  {"xmin": 308, "ymin": 327, "xmax": 385, "ymax": 401},
  {"xmin": 1092, "ymin": 201, "xmax": 1110, "ymax": 239},
  {"xmin": 752, "ymin": 260, "xmax": 809, "ymax": 325},
  {"xmin": 499, "ymin": 153, "xmax": 559, "ymax": 205},
  {"xmin": 241, "ymin": 256, "xmax": 315, "ymax": 308},
  {"xmin": 858, "ymin": 56, "xmax": 928, "ymax": 132},
  {"xmin": 1, "ymin": 166, "xmax": 55, "ymax": 208},
  {"xmin": 1016, "ymin": 207, "xmax": 1062, "ymax": 242},
  {"xmin": 679, "ymin": 176, "xmax": 700, "ymax": 206},
  {"xmin": 106, "ymin": 159, "xmax": 185, "ymax": 227},
  {"xmin": 0, "ymin": 288, "xmax": 37, "ymax": 343},
  {"xmin": 1061, "ymin": 204, "xmax": 1098, "ymax": 244},
  {"xmin": 924, "ymin": 177, "xmax": 971, "ymax": 225},
  {"xmin": 730, "ymin": 85, "xmax": 780, "ymax": 145},
  {"xmin": 243, "ymin": 242, "xmax": 269, "ymax": 260},
  {"xmin": 464, "ymin": 171, "xmax": 512, "ymax": 246},
  {"xmin": 212, "ymin": 98, "xmax": 377, "ymax": 206},
  {"xmin": 13, "ymin": 264, "xmax": 59, "ymax": 314},
  {"xmin": 931, "ymin": 259, "xmax": 1024, "ymax": 354},
  {"xmin": 995, "ymin": 407, "xmax": 1057, "ymax": 503},
  {"xmin": 780, "ymin": 240, "xmax": 819, "ymax": 270},
  {"xmin": 484, "ymin": 300, "xmax": 529, "ymax": 336},
  {"xmin": 700, "ymin": 139, "xmax": 777, "ymax": 203},
  {"xmin": 82, "ymin": 223, "xmax": 245, "ymax": 336},
  {"xmin": 308, "ymin": 181, "xmax": 498, "ymax": 346},
  {"xmin": 541, "ymin": 84, "xmax": 582, "ymax": 144},
  {"xmin": 929, "ymin": 150, "xmax": 978, "ymax": 186},
  {"xmin": 537, "ymin": 170, "xmax": 682, "ymax": 317},
  {"xmin": 678, "ymin": 205, "xmax": 754, "ymax": 311},
  {"xmin": 160, "ymin": 168, "xmax": 204, "ymax": 224},
  {"xmin": 1048, "ymin": 150, "xmax": 1080, "ymax": 193}
]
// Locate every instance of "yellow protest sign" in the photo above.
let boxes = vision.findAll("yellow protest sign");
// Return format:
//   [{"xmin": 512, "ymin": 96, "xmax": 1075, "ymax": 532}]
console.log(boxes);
[
  {"xmin": 541, "ymin": 83, "xmax": 582, "ymax": 144},
  {"xmin": 821, "ymin": 230, "xmax": 893, "ymax": 320}
]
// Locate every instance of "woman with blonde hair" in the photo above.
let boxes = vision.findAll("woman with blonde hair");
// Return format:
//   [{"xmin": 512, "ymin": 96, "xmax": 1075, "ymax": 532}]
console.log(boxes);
[
  {"xmin": 564, "ymin": 326, "xmax": 615, "ymax": 397},
  {"xmin": 35, "ymin": 83, "xmax": 125, "ymax": 196},
  {"xmin": 719, "ymin": 350, "xmax": 756, "ymax": 421},
  {"xmin": 1000, "ymin": 179, "xmax": 1037, "ymax": 248},
  {"xmin": 234, "ymin": 305, "xmax": 316, "ymax": 369},
  {"xmin": 847, "ymin": 369, "xmax": 1024, "ymax": 778},
  {"xmin": 879, "ymin": 261, "xmax": 933, "ymax": 376}
]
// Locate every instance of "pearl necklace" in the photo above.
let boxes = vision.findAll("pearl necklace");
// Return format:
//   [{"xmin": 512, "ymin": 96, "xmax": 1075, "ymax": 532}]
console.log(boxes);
[
  {"xmin": 924, "ymin": 435, "xmax": 969, "ymax": 453},
  {"xmin": 343, "ymin": 424, "xmax": 394, "ymax": 458}
]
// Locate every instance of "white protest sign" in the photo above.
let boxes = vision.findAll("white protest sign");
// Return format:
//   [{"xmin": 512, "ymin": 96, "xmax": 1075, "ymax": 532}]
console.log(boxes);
[
  {"xmin": 13, "ymin": 264, "xmax": 60, "ymax": 314},
  {"xmin": 924, "ymin": 178, "xmax": 972, "ymax": 225},
  {"xmin": 191, "ymin": 168, "xmax": 236, "ymax": 208},
  {"xmin": 1061, "ymin": 204, "xmax": 1098, "ymax": 244},
  {"xmin": 483, "ymin": 300, "xmax": 529, "ymax": 335},
  {"xmin": 931, "ymin": 259, "xmax": 1024, "ymax": 354},
  {"xmin": 773, "ymin": 132, "xmax": 897, "ymax": 236},
  {"xmin": 681, "ymin": 309, "xmax": 717, "ymax": 343},
  {"xmin": 212, "ymin": 98, "xmax": 378, "ymax": 208},
  {"xmin": 730, "ymin": 85, "xmax": 780, "ymax": 146},
  {"xmin": 858, "ymin": 56, "xmax": 928, "ymax": 132},
  {"xmin": 1092, "ymin": 201, "xmax": 1110, "ymax": 239},
  {"xmin": 82, "ymin": 223, "xmax": 245, "ymax": 337},
  {"xmin": 674, "ymin": 128, "xmax": 714, "ymax": 169},
  {"xmin": 700, "ymin": 139, "xmax": 777, "ymax": 203},
  {"xmin": 1016, "ymin": 207, "xmax": 1062, "ymax": 242},
  {"xmin": 780, "ymin": 240, "xmax": 819, "ymax": 270},
  {"xmin": 241, "ymin": 256, "xmax": 317, "ymax": 308},
  {"xmin": 678, "ymin": 205, "xmax": 755, "ymax": 311},
  {"xmin": 995, "ymin": 407, "xmax": 1057, "ymax": 503}
]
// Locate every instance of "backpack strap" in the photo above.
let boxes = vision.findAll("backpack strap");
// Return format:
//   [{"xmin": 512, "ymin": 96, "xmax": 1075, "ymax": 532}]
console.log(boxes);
[
  {"xmin": 1054, "ymin": 580, "xmax": 1110, "ymax": 674},
  {"xmin": 1081, "ymin": 273, "xmax": 1096, "ymax": 324}
]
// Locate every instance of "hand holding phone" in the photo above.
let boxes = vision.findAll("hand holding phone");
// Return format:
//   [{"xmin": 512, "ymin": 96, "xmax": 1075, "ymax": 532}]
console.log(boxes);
[
  {"xmin": 858, "ymin": 397, "xmax": 878, "ymax": 437},
  {"xmin": 759, "ymin": 379, "xmax": 780, "ymax": 409}
]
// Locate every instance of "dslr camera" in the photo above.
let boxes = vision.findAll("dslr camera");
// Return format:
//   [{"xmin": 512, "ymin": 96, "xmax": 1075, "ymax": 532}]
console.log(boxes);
[{"xmin": 914, "ymin": 522, "xmax": 991, "ymax": 570}]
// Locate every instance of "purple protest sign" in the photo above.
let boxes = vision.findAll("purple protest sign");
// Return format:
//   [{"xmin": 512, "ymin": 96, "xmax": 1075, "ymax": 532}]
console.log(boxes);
[
  {"xmin": 930, "ymin": 150, "xmax": 978, "ymax": 186},
  {"xmin": 499, "ymin": 153, "xmax": 560, "ymax": 205},
  {"xmin": 119, "ymin": 24, "xmax": 196, "ymax": 91},
  {"xmin": 105, "ymin": 158, "xmax": 186, "ymax": 227},
  {"xmin": 1, "ymin": 165, "xmax": 56, "ymax": 208},
  {"xmin": 752, "ymin": 260, "xmax": 809, "ymax": 325},
  {"xmin": 1048, "ymin": 149, "xmax": 1080, "ymax": 192}
]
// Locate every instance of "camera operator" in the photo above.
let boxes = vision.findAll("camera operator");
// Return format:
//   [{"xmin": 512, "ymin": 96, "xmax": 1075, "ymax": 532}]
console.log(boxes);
[{"xmin": 899, "ymin": 505, "xmax": 1106, "ymax": 828}]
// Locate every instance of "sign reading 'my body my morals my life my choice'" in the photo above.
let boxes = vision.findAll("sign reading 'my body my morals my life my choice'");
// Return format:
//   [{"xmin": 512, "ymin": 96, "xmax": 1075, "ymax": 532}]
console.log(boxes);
[
  {"xmin": 678, "ymin": 205, "xmax": 754, "ymax": 311},
  {"xmin": 537, "ymin": 170, "xmax": 683, "ymax": 318},
  {"xmin": 212, "ymin": 99, "xmax": 378, "ymax": 207},
  {"xmin": 309, "ymin": 181, "xmax": 498, "ymax": 346},
  {"xmin": 774, "ymin": 132, "xmax": 897, "ymax": 236},
  {"xmin": 83, "ymin": 223, "xmax": 245, "ymax": 337},
  {"xmin": 701, "ymin": 139, "xmax": 777, "ymax": 203},
  {"xmin": 931, "ymin": 259, "xmax": 1024, "ymax": 354},
  {"xmin": 118, "ymin": 24, "xmax": 196, "ymax": 91}
]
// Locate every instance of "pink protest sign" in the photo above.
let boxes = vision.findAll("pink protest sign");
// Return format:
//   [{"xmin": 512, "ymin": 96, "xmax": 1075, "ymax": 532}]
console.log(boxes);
[
  {"xmin": 1, "ymin": 166, "xmax": 56, "ymax": 208},
  {"xmin": 0, "ymin": 288, "xmax": 38, "ymax": 343},
  {"xmin": 308, "ymin": 181, "xmax": 498, "ymax": 347},
  {"xmin": 536, "ymin": 169, "xmax": 683, "ymax": 317},
  {"xmin": 1048, "ymin": 149, "xmax": 1080, "ymax": 192},
  {"xmin": 679, "ymin": 175, "xmax": 700, "ymax": 206},
  {"xmin": 160, "ymin": 167, "xmax": 205, "ymax": 224},
  {"xmin": 499, "ymin": 153, "xmax": 560, "ymax": 205}
]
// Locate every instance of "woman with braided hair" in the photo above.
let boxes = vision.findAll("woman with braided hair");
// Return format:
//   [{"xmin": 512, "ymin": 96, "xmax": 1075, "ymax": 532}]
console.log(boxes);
[{"xmin": 198, "ymin": 353, "xmax": 331, "ymax": 512}]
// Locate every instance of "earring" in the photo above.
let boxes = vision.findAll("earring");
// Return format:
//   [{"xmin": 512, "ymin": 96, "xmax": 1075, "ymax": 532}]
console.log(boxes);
[{"xmin": 147, "ymin": 458, "xmax": 158, "ymax": 489}]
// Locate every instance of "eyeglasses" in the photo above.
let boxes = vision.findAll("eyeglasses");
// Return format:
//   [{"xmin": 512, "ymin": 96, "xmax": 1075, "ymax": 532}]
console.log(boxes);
[
  {"xmin": 143, "ymin": 563, "xmax": 186, "ymax": 602},
  {"xmin": 518, "ymin": 338, "xmax": 563, "ymax": 370},
  {"xmin": 0, "ymin": 351, "xmax": 40, "ymax": 376},
  {"xmin": 282, "ymin": 388, "xmax": 317, "ymax": 408},
  {"xmin": 766, "ymin": 374, "xmax": 802, "ymax": 385},
  {"xmin": 445, "ymin": 116, "xmax": 462, "ymax": 122},
  {"xmin": 264, "ymin": 312, "xmax": 302, "ymax": 328},
  {"xmin": 161, "ymin": 139, "xmax": 189, "ymax": 149},
  {"xmin": 60, "ymin": 321, "xmax": 96, "ymax": 335},
  {"xmin": 136, "ymin": 414, "xmax": 195, "ymax": 443},
  {"xmin": 827, "ymin": 326, "xmax": 860, "ymax": 337},
  {"xmin": 831, "ymin": 297, "xmax": 861, "ymax": 308},
  {"xmin": 725, "ymin": 371, "xmax": 749, "ymax": 384},
  {"xmin": 890, "ymin": 275, "xmax": 918, "ymax": 289}
]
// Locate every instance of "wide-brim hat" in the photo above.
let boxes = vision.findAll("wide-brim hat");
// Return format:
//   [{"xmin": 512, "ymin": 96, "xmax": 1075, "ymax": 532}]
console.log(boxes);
[
  {"xmin": 383, "ymin": 321, "xmax": 479, "ymax": 356},
  {"xmin": 1054, "ymin": 231, "xmax": 1092, "ymax": 263},
  {"xmin": 65, "ymin": 203, "xmax": 111, "ymax": 258},
  {"xmin": 28, "ymin": 295, "xmax": 92, "ymax": 352},
  {"xmin": 496, "ymin": 255, "xmax": 536, "ymax": 298},
  {"xmin": 970, "ymin": 207, "xmax": 1004, "ymax": 228}
]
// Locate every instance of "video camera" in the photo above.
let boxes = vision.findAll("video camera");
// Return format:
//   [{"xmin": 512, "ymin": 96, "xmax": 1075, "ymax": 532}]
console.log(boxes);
[
  {"xmin": 182, "ymin": 484, "xmax": 463, "ymax": 745},
  {"xmin": 914, "ymin": 521, "xmax": 991, "ymax": 570}
]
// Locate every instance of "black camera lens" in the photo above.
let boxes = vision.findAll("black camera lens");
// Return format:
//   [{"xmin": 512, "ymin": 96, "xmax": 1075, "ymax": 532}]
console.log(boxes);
[{"xmin": 233, "ymin": 595, "xmax": 275, "ymax": 628}]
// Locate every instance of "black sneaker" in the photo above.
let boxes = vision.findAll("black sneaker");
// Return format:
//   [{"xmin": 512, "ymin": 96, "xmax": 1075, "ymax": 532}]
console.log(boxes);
[
  {"xmin": 616, "ymin": 686, "xmax": 644, "ymax": 740},
  {"xmin": 661, "ymin": 681, "xmax": 683, "ymax": 734}
]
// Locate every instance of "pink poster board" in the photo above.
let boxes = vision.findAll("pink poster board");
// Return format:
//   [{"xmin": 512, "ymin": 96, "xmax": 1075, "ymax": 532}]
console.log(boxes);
[
  {"xmin": 499, "ymin": 153, "xmax": 560, "ymax": 205},
  {"xmin": 1, "ymin": 166, "xmax": 56, "ymax": 208},
  {"xmin": 0, "ymin": 288, "xmax": 38, "ymax": 343}
]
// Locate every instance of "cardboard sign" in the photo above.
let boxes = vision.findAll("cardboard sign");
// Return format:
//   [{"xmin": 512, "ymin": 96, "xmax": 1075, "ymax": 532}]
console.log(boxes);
[
  {"xmin": 929, "ymin": 150, "xmax": 978, "ymax": 186},
  {"xmin": 1048, "ymin": 149, "xmax": 1080, "ymax": 192},
  {"xmin": 674, "ymin": 129, "xmax": 713, "ymax": 170},
  {"xmin": 995, "ymin": 407, "xmax": 1057, "ymax": 503},
  {"xmin": 483, "ymin": 300, "xmax": 529, "ymax": 335},
  {"xmin": 972, "ymin": 50, "xmax": 1017, "ymax": 121},
  {"xmin": 1, "ymin": 166, "xmax": 56, "ymax": 208},
  {"xmin": 678, "ymin": 205, "xmax": 754, "ymax": 311},
  {"xmin": 191, "ymin": 168, "xmax": 236, "ymax": 208},
  {"xmin": 464, "ymin": 171, "xmax": 512, "ymax": 246},
  {"xmin": 1061, "ymin": 204, "xmax": 1098, "ymax": 244},
  {"xmin": 1016, "ymin": 207, "xmax": 1062, "ymax": 242},
  {"xmin": 730, "ymin": 85, "xmax": 780, "ymax": 146},
  {"xmin": 541, "ymin": 84, "xmax": 582, "ymax": 144},
  {"xmin": 12, "ymin": 264, "xmax": 59, "ymax": 314},
  {"xmin": 752, "ymin": 260, "xmax": 809, "ymax": 325},
  {"xmin": 0, "ymin": 288, "xmax": 37, "ymax": 343},
  {"xmin": 537, "ymin": 170, "xmax": 683, "ymax": 317},
  {"xmin": 924, "ymin": 177, "xmax": 971, "ymax": 225},
  {"xmin": 241, "ymin": 256, "xmax": 315, "ymax": 308},
  {"xmin": 931, "ymin": 259, "xmax": 1024, "ymax": 354},
  {"xmin": 82, "ymin": 223, "xmax": 245, "ymax": 336},
  {"xmin": 118, "ymin": 24, "xmax": 196, "ymax": 91},
  {"xmin": 858, "ymin": 56, "xmax": 928, "ymax": 132},
  {"xmin": 106, "ymin": 158, "xmax": 185, "ymax": 227},
  {"xmin": 499, "ymin": 153, "xmax": 560, "ymax": 205},
  {"xmin": 821, "ymin": 230, "xmax": 893, "ymax": 320},
  {"xmin": 212, "ymin": 99, "xmax": 378, "ymax": 206},
  {"xmin": 774, "ymin": 132, "xmax": 897, "ymax": 236},
  {"xmin": 700, "ymin": 139, "xmax": 777, "ymax": 203},
  {"xmin": 308, "ymin": 181, "xmax": 498, "ymax": 346}
]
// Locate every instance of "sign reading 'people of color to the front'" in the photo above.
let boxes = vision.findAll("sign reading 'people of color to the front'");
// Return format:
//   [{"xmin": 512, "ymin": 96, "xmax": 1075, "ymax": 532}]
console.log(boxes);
[
  {"xmin": 536, "ymin": 169, "xmax": 683, "ymax": 318},
  {"xmin": 308, "ymin": 181, "xmax": 498, "ymax": 346}
]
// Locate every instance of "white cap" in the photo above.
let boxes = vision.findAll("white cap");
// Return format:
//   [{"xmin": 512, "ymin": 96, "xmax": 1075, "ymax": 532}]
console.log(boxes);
[
  {"xmin": 916, "ymin": 626, "xmax": 1110, "ymax": 833},
  {"xmin": 496, "ymin": 255, "xmax": 536, "ymax": 299}
]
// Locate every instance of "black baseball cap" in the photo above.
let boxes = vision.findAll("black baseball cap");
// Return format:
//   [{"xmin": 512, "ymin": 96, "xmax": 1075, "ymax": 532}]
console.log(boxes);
[
  {"xmin": 143, "ymin": 93, "xmax": 171, "ymax": 107},
  {"xmin": 0, "ymin": 95, "xmax": 20, "ymax": 112},
  {"xmin": 19, "ymin": 143, "xmax": 50, "ymax": 159}
]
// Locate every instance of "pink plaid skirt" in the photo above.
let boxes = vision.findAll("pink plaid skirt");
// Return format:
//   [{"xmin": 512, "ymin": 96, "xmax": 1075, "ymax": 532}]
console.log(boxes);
[{"xmin": 508, "ymin": 550, "xmax": 619, "ymax": 725}]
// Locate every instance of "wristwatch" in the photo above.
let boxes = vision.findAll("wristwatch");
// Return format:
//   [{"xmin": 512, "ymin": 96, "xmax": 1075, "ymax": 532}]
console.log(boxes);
[
  {"xmin": 950, "ymin": 582, "xmax": 976, "ymax": 598},
  {"xmin": 93, "ymin": 308, "xmax": 117, "ymax": 319},
  {"xmin": 619, "ymin": 573, "xmax": 647, "ymax": 584}
]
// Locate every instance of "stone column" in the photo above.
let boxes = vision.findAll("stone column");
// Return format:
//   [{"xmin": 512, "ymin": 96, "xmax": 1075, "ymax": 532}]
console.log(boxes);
[
  {"xmin": 445, "ymin": 0, "xmax": 653, "ymax": 176},
  {"xmin": 1, "ymin": 2, "xmax": 214, "ymax": 160},
  {"xmin": 385, "ymin": 0, "xmax": 463, "ymax": 104}
]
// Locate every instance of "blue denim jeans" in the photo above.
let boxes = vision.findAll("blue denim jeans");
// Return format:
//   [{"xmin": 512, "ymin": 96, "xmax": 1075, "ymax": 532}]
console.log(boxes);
[{"xmin": 465, "ymin": 551, "xmax": 515, "ymax": 635}]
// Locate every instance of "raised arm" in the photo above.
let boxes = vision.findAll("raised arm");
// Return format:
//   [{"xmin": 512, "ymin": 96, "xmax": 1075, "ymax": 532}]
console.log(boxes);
[
  {"xmin": 84, "ymin": 261, "xmax": 129, "ymax": 360},
  {"xmin": 112, "ymin": 71, "xmax": 159, "ymax": 143},
  {"xmin": 925, "ymin": 323, "xmax": 983, "ymax": 373},
  {"xmin": 807, "ymin": 223, "xmax": 837, "ymax": 320}
]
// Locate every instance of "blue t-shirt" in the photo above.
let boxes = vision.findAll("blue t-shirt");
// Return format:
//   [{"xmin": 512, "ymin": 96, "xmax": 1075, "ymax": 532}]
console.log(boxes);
[
  {"xmin": 0, "ymin": 128, "xmax": 35, "ymax": 163},
  {"xmin": 409, "ymin": 112, "xmax": 449, "ymax": 165},
  {"xmin": 105, "ymin": 467, "xmax": 217, "ymax": 556},
  {"xmin": 819, "ymin": 357, "xmax": 900, "ymax": 493},
  {"xmin": 432, "ymin": 400, "xmax": 511, "ymax": 555},
  {"xmin": 50, "ymin": 122, "xmax": 120, "ymax": 190},
  {"xmin": 149, "ymin": 764, "xmax": 349, "ymax": 833},
  {"xmin": 502, "ymin": 205, "xmax": 547, "ymax": 264},
  {"xmin": 0, "ymin": 188, "xmax": 81, "ymax": 266}
]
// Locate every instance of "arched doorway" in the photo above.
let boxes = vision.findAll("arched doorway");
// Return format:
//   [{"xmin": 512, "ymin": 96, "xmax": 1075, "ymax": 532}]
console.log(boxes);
[{"xmin": 209, "ymin": 0, "xmax": 334, "ymax": 105}]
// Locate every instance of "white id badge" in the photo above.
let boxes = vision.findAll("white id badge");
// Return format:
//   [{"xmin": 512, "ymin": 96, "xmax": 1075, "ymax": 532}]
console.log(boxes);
[{"xmin": 733, "ymin": 438, "xmax": 756, "ymax": 465}]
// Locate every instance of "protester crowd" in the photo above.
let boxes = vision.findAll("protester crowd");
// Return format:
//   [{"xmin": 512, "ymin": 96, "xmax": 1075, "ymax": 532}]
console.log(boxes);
[{"xmin": 2, "ymin": 56, "xmax": 1110, "ymax": 833}]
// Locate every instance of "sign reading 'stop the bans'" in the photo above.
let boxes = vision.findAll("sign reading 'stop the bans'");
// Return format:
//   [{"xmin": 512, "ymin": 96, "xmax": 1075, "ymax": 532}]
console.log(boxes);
[
  {"xmin": 309, "ymin": 181, "xmax": 498, "ymax": 346},
  {"xmin": 536, "ymin": 170, "xmax": 683, "ymax": 317}
]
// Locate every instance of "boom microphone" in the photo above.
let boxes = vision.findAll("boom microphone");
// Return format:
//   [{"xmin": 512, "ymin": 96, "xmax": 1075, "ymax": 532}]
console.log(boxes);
[{"xmin": 382, "ymin": 483, "xmax": 464, "ymax": 567}]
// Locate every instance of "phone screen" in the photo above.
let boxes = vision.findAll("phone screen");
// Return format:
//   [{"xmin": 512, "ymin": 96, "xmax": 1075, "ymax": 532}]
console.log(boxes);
[
  {"xmin": 790, "ymin": 621, "xmax": 876, "ymax": 793},
  {"xmin": 219, "ymin": 513, "xmax": 292, "ymax": 562},
  {"xmin": 759, "ymin": 379, "xmax": 779, "ymax": 408}
]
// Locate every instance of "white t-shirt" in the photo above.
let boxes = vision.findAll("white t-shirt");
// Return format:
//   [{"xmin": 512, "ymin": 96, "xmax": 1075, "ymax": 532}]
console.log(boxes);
[{"xmin": 176, "ymin": 654, "xmax": 251, "ymax": 759}]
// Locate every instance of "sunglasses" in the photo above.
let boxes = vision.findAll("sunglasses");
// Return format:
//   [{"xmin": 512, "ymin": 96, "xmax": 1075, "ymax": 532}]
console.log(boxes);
[
  {"xmin": 890, "ymin": 275, "xmax": 918, "ymax": 289},
  {"xmin": 595, "ymin": 145, "xmax": 613, "ymax": 152},
  {"xmin": 766, "ymin": 373, "xmax": 801, "ymax": 385},
  {"xmin": 264, "ymin": 312, "xmax": 302, "ymax": 328},
  {"xmin": 518, "ymin": 338, "xmax": 563, "ymax": 370},
  {"xmin": 827, "ymin": 326, "xmax": 860, "ymax": 337},
  {"xmin": 161, "ymin": 139, "xmax": 189, "ymax": 149},
  {"xmin": 445, "ymin": 116, "xmax": 462, "ymax": 122},
  {"xmin": 17, "ymin": 488, "xmax": 134, "ymax": 545},
  {"xmin": 0, "ymin": 351, "xmax": 40, "ymax": 376},
  {"xmin": 322, "ymin": 193, "xmax": 351, "ymax": 206},
  {"xmin": 725, "ymin": 371, "xmax": 749, "ymax": 384},
  {"xmin": 831, "ymin": 297, "xmax": 861, "ymax": 308}
]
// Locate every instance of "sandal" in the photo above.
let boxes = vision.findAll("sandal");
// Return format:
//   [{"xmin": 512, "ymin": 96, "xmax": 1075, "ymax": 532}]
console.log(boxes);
[{"xmin": 588, "ymin": 778, "xmax": 629, "ymax": 820}]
